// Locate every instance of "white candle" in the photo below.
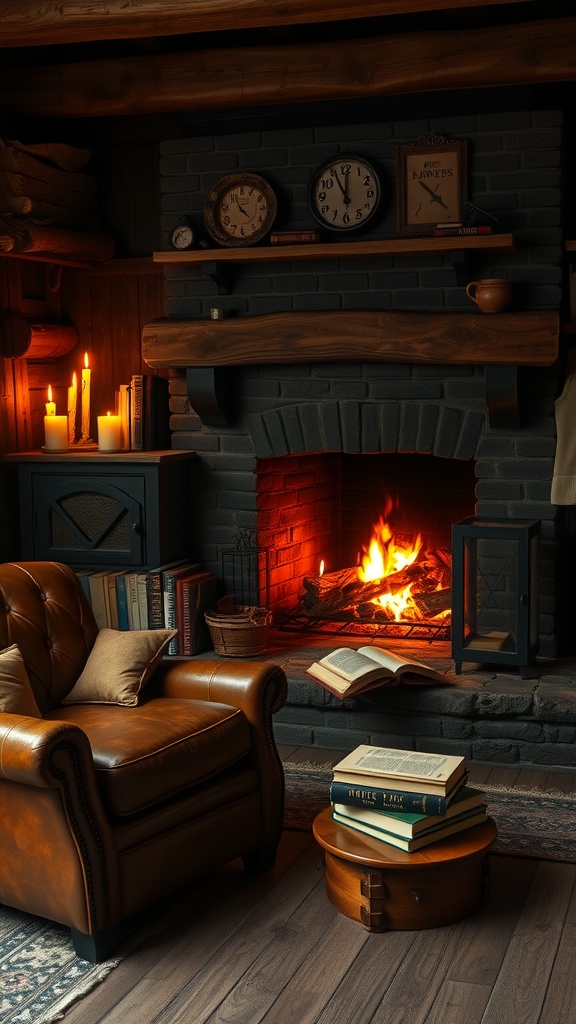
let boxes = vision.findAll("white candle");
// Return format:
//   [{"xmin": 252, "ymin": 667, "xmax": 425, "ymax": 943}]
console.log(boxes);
[
  {"xmin": 97, "ymin": 412, "xmax": 122, "ymax": 451},
  {"xmin": 67, "ymin": 371, "xmax": 77, "ymax": 444},
  {"xmin": 45, "ymin": 385, "xmax": 56, "ymax": 417},
  {"xmin": 81, "ymin": 352, "xmax": 91, "ymax": 441},
  {"xmin": 44, "ymin": 415, "xmax": 68, "ymax": 451}
]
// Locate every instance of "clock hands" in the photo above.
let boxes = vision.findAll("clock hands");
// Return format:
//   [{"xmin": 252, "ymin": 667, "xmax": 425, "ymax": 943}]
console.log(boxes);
[
  {"xmin": 233, "ymin": 194, "xmax": 251, "ymax": 217},
  {"xmin": 331, "ymin": 167, "xmax": 351, "ymax": 205},
  {"xmin": 418, "ymin": 179, "xmax": 449, "ymax": 210}
]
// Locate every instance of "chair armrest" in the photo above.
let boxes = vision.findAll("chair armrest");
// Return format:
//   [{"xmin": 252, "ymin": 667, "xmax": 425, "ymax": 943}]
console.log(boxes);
[
  {"xmin": 0, "ymin": 712, "xmax": 119, "ymax": 935},
  {"xmin": 152, "ymin": 658, "xmax": 287, "ymax": 725},
  {"xmin": 0, "ymin": 713, "xmax": 95, "ymax": 787},
  {"xmin": 152, "ymin": 659, "xmax": 288, "ymax": 847}
]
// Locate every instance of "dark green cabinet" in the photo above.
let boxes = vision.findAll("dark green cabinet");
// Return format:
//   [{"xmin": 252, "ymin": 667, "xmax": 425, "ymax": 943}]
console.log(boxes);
[{"xmin": 6, "ymin": 450, "xmax": 196, "ymax": 569}]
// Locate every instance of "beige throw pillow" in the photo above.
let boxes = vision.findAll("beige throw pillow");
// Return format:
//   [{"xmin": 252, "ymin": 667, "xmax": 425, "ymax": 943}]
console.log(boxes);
[
  {"xmin": 0, "ymin": 644, "xmax": 42, "ymax": 717},
  {"xmin": 61, "ymin": 628, "xmax": 177, "ymax": 707}
]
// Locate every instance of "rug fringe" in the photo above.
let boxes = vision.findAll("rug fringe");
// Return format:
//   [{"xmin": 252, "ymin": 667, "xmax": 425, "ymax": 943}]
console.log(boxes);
[{"xmin": 34, "ymin": 958, "xmax": 122, "ymax": 1024}]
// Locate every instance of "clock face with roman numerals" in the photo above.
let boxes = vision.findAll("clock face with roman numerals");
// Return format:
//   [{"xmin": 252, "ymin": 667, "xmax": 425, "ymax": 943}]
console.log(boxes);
[
  {"xmin": 204, "ymin": 173, "xmax": 277, "ymax": 247},
  {"xmin": 308, "ymin": 155, "xmax": 382, "ymax": 232}
]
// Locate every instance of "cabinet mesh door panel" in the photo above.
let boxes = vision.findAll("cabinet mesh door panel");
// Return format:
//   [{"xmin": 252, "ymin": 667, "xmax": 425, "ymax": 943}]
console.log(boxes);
[{"xmin": 51, "ymin": 493, "xmax": 132, "ymax": 550}]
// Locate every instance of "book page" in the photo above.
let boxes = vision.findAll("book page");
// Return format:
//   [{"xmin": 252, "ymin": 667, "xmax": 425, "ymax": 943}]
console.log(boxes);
[
  {"xmin": 335, "ymin": 744, "xmax": 464, "ymax": 782},
  {"xmin": 317, "ymin": 647, "xmax": 390, "ymax": 682},
  {"xmin": 357, "ymin": 645, "xmax": 437, "ymax": 675}
]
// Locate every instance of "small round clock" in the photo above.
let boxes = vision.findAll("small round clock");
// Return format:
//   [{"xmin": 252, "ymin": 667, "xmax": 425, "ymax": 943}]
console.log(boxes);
[
  {"xmin": 204, "ymin": 173, "xmax": 277, "ymax": 247},
  {"xmin": 308, "ymin": 155, "xmax": 382, "ymax": 232},
  {"xmin": 169, "ymin": 222, "xmax": 195, "ymax": 250}
]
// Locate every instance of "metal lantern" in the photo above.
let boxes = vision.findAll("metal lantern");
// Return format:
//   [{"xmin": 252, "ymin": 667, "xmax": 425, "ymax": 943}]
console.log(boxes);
[{"xmin": 451, "ymin": 517, "xmax": 540, "ymax": 678}]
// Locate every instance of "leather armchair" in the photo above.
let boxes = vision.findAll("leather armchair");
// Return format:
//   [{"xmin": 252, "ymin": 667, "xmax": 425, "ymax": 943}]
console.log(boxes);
[{"xmin": 0, "ymin": 561, "xmax": 287, "ymax": 962}]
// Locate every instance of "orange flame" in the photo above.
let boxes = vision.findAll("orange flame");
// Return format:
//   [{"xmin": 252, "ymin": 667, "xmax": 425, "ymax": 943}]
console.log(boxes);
[{"xmin": 357, "ymin": 513, "xmax": 423, "ymax": 621}]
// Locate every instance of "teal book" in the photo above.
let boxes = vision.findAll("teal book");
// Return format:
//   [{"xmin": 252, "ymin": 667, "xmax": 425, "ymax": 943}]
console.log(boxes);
[
  {"xmin": 329, "ymin": 773, "xmax": 467, "ymax": 816},
  {"xmin": 115, "ymin": 573, "xmax": 130, "ymax": 631},
  {"xmin": 331, "ymin": 786, "xmax": 485, "ymax": 837},
  {"xmin": 332, "ymin": 805, "xmax": 488, "ymax": 852}
]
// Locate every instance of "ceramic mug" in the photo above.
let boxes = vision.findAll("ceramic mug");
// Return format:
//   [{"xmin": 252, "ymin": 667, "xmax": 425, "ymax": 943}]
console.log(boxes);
[{"xmin": 465, "ymin": 278, "xmax": 513, "ymax": 313}]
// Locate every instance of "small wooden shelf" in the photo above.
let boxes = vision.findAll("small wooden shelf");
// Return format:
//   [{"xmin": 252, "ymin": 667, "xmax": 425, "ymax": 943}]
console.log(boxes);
[{"xmin": 153, "ymin": 234, "xmax": 516, "ymax": 266}]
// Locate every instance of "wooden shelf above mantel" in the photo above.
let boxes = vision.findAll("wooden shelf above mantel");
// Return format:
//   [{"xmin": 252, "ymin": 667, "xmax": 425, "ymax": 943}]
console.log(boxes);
[{"xmin": 153, "ymin": 234, "xmax": 516, "ymax": 267}]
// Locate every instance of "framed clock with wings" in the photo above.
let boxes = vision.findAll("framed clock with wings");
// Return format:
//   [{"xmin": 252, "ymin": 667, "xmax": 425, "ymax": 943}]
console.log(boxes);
[{"xmin": 396, "ymin": 135, "xmax": 467, "ymax": 236}]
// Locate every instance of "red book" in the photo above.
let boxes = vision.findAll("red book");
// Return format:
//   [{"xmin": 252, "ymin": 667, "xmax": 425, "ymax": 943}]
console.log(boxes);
[
  {"xmin": 175, "ymin": 572, "xmax": 217, "ymax": 655},
  {"xmin": 269, "ymin": 230, "xmax": 321, "ymax": 245}
]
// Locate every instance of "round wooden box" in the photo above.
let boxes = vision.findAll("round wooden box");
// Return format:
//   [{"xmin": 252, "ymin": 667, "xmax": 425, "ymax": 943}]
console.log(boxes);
[{"xmin": 313, "ymin": 807, "xmax": 497, "ymax": 932}]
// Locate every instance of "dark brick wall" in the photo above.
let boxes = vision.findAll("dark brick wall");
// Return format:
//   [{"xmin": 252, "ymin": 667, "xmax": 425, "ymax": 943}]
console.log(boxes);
[{"xmin": 158, "ymin": 107, "xmax": 565, "ymax": 656}]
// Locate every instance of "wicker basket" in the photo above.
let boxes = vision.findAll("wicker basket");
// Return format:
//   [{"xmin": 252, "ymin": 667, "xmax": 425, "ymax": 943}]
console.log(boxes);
[{"xmin": 204, "ymin": 605, "xmax": 273, "ymax": 657}]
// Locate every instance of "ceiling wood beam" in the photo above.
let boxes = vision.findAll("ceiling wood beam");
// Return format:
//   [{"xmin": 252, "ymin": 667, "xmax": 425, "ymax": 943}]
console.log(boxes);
[
  {"xmin": 0, "ymin": 0, "xmax": 540, "ymax": 48},
  {"xmin": 2, "ymin": 17, "xmax": 574, "ymax": 118}
]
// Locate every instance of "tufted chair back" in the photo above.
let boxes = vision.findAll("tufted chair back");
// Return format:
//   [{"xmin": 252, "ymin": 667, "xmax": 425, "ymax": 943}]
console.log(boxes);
[{"xmin": 0, "ymin": 561, "xmax": 98, "ymax": 714}]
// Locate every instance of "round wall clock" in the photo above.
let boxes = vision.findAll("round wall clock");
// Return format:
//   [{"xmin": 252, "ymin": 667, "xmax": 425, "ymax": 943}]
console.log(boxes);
[
  {"xmin": 204, "ymin": 173, "xmax": 277, "ymax": 247},
  {"xmin": 308, "ymin": 155, "xmax": 382, "ymax": 232},
  {"xmin": 169, "ymin": 222, "xmax": 195, "ymax": 250}
]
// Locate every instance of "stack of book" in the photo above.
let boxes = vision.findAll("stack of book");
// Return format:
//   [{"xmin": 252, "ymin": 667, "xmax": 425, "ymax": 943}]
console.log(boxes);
[
  {"xmin": 114, "ymin": 373, "xmax": 171, "ymax": 451},
  {"xmin": 330, "ymin": 744, "xmax": 488, "ymax": 852},
  {"xmin": 76, "ymin": 561, "xmax": 217, "ymax": 655}
]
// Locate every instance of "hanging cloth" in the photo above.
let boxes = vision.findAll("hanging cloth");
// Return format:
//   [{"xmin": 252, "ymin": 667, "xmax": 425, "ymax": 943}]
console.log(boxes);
[{"xmin": 551, "ymin": 359, "xmax": 576, "ymax": 505}]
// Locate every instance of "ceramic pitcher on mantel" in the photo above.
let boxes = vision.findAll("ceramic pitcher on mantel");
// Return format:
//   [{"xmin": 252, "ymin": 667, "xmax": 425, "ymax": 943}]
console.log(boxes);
[{"xmin": 465, "ymin": 278, "xmax": 513, "ymax": 313}]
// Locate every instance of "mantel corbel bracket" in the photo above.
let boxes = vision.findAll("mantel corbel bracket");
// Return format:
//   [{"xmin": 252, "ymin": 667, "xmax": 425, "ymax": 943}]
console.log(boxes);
[
  {"xmin": 485, "ymin": 365, "xmax": 519, "ymax": 429},
  {"xmin": 186, "ymin": 367, "xmax": 232, "ymax": 427}
]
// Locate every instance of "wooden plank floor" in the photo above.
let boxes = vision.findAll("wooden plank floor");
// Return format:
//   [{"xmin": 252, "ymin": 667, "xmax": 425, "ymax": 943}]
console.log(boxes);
[{"xmin": 61, "ymin": 747, "xmax": 576, "ymax": 1024}]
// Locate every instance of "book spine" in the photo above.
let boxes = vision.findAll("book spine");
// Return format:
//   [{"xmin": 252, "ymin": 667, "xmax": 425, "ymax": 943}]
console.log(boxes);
[
  {"xmin": 329, "ymin": 780, "xmax": 449, "ymax": 815},
  {"xmin": 136, "ymin": 573, "xmax": 149, "ymax": 628},
  {"xmin": 181, "ymin": 579, "xmax": 194, "ymax": 656},
  {"xmin": 269, "ymin": 230, "xmax": 321, "ymax": 245},
  {"xmin": 146, "ymin": 571, "xmax": 166, "ymax": 629},
  {"xmin": 115, "ymin": 574, "xmax": 130, "ymax": 630},
  {"xmin": 130, "ymin": 374, "xmax": 144, "ymax": 450},
  {"xmin": 125, "ymin": 573, "xmax": 141, "ymax": 630},
  {"xmin": 431, "ymin": 225, "xmax": 493, "ymax": 236},
  {"xmin": 164, "ymin": 574, "xmax": 182, "ymax": 654}
]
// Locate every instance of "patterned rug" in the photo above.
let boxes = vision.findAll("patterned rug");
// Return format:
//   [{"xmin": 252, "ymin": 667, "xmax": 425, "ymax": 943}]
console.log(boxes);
[
  {"xmin": 283, "ymin": 761, "xmax": 576, "ymax": 862},
  {"xmin": 0, "ymin": 906, "xmax": 121, "ymax": 1024}
]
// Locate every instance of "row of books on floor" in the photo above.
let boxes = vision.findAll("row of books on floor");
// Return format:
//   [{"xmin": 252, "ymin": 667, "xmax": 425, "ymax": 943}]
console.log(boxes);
[
  {"xmin": 329, "ymin": 744, "xmax": 488, "ymax": 852},
  {"xmin": 76, "ymin": 560, "xmax": 217, "ymax": 655}
]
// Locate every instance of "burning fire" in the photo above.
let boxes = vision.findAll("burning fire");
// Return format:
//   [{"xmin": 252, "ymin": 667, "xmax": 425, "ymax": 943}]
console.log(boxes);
[
  {"xmin": 357, "ymin": 513, "xmax": 423, "ymax": 621},
  {"xmin": 310, "ymin": 500, "xmax": 451, "ymax": 627}
]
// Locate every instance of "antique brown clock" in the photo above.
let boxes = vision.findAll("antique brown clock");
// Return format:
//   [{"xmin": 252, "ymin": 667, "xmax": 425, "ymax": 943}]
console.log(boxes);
[{"xmin": 204, "ymin": 173, "xmax": 277, "ymax": 247}]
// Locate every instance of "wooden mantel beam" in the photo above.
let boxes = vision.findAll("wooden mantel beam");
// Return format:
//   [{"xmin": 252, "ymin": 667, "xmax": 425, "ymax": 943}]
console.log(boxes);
[
  {"xmin": 142, "ymin": 310, "xmax": 559, "ymax": 369},
  {"xmin": 0, "ymin": 0, "xmax": 540, "ymax": 48},
  {"xmin": 2, "ymin": 16, "xmax": 574, "ymax": 118}
]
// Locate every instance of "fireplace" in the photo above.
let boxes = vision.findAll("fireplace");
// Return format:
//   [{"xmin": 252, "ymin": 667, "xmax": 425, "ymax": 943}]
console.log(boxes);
[
  {"xmin": 256, "ymin": 451, "xmax": 477, "ymax": 634},
  {"xmin": 151, "ymin": 104, "xmax": 565, "ymax": 658}
]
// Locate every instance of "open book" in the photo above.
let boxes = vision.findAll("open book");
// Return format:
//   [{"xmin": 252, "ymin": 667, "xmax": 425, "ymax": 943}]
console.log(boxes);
[{"xmin": 306, "ymin": 644, "xmax": 446, "ymax": 698}]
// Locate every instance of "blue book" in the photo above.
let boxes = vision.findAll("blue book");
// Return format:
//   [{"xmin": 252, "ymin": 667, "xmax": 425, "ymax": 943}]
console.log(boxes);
[{"xmin": 115, "ymin": 573, "xmax": 130, "ymax": 631}]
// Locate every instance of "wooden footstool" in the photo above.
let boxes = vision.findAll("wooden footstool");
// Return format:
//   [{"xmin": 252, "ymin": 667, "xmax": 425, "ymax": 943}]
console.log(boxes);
[{"xmin": 313, "ymin": 806, "xmax": 497, "ymax": 932}]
